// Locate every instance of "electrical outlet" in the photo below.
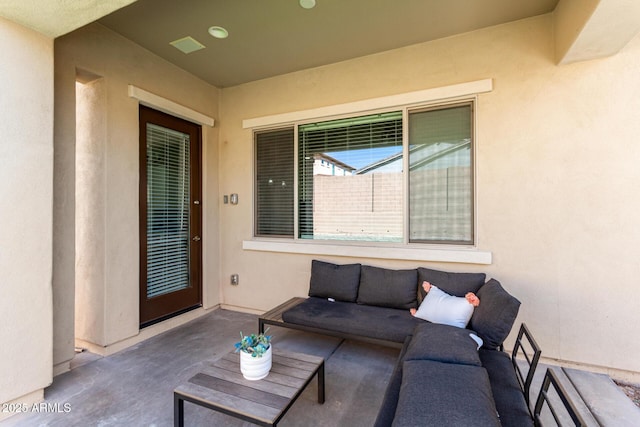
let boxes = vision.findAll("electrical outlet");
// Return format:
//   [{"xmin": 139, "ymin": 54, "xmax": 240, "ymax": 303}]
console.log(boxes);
[{"xmin": 230, "ymin": 274, "xmax": 239, "ymax": 285}]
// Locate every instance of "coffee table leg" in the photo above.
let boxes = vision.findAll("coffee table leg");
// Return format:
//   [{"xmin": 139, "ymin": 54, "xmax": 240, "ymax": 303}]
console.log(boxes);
[
  {"xmin": 174, "ymin": 392, "xmax": 184, "ymax": 427},
  {"xmin": 317, "ymin": 361, "xmax": 325, "ymax": 404}
]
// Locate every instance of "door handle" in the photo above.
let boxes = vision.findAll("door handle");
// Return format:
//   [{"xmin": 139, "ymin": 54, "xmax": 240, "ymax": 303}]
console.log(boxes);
[{"xmin": 192, "ymin": 236, "xmax": 201, "ymax": 242}]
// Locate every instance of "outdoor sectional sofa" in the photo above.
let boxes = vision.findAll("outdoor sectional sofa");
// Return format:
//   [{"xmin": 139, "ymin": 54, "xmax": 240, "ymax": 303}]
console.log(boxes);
[{"xmin": 259, "ymin": 260, "xmax": 542, "ymax": 426}]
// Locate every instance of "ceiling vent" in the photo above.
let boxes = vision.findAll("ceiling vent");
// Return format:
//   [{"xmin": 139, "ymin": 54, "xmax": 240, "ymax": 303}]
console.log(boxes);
[{"xmin": 169, "ymin": 36, "xmax": 206, "ymax": 54}]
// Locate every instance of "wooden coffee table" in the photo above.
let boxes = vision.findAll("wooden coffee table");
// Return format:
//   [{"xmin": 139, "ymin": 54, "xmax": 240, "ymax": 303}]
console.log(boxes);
[{"xmin": 174, "ymin": 348, "xmax": 325, "ymax": 426}]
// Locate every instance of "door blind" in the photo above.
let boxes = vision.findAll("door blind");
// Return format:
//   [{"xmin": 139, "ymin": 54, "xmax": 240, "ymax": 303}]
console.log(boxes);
[{"xmin": 146, "ymin": 123, "xmax": 190, "ymax": 298}]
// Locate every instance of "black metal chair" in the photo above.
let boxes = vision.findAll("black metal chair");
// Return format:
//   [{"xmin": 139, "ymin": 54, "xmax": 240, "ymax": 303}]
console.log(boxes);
[{"xmin": 533, "ymin": 368, "xmax": 587, "ymax": 426}]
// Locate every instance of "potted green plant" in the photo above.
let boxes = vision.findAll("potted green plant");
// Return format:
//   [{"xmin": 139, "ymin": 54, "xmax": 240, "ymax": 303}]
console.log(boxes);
[{"xmin": 234, "ymin": 328, "xmax": 272, "ymax": 380}]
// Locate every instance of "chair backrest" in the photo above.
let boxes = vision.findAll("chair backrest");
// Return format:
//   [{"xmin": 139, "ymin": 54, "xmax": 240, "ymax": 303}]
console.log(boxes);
[
  {"xmin": 511, "ymin": 323, "xmax": 542, "ymax": 406},
  {"xmin": 533, "ymin": 368, "xmax": 587, "ymax": 426}
]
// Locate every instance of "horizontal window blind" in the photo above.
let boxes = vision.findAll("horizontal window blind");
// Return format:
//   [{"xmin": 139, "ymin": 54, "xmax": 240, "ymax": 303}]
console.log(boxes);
[
  {"xmin": 146, "ymin": 123, "xmax": 190, "ymax": 298},
  {"xmin": 298, "ymin": 112, "xmax": 403, "ymax": 242},
  {"xmin": 409, "ymin": 104, "xmax": 473, "ymax": 243},
  {"xmin": 255, "ymin": 128, "xmax": 294, "ymax": 237}
]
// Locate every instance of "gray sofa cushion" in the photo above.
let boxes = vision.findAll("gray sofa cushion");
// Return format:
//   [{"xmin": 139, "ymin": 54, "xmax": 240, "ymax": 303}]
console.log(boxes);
[
  {"xmin": 357, "ymin": 265, "xmax": 418, "ymax": 309},
  {"xmin": 470, "ymin": 279, "xmax": 521, "ymax": 349},
  {"xmin": 282, "ymin": 297, "xmax": 422, "ymax": 343},
  {"xmin": 480, "ymin": 349, "xmax": 533, "ymax": 427},
  {"xmin": 308, "ymin": 260, "xmax": 361, "ymax": 302},
  {"xmin": 392, "ymin": 360, "xmax": 501, "ymax": 427},
  {"xmin": 403, "ymin": 322, "xmax": 481, "ymax": 366},
  {"xmin": 417, "ymin": 267, "xmax": 486, "ymax": 299}
]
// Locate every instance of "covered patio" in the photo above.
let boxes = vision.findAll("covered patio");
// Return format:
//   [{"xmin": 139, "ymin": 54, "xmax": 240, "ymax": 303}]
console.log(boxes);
[{"xmin": 3, "ymin": 1, "xmax": 640, "ymax": 424}]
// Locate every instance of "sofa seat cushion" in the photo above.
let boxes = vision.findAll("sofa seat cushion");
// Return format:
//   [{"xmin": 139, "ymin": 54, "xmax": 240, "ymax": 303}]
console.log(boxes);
[
  {"xmin": 479, "ymin": 349, "xmax": 533, "ymax": 427},
  {"xmin": 357, "ymin": 265, "xmax": 418, "ymax": 309},
  {"xmin": 403, "ymin": 322, "xmax": 482, "ymax": 366},
  {"xmin": 282, "ymin": 297, "xmax": 421, "ymax": 343},
  {"xmin": 392, "ymin": 360, "xmax": 501, "ymax": 427}
]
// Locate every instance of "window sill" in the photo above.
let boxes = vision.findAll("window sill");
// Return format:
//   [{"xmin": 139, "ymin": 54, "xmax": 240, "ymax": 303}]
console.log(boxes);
[{"xmin": 242, "ymin": 240, "xmax": 492, "ymax": 265}]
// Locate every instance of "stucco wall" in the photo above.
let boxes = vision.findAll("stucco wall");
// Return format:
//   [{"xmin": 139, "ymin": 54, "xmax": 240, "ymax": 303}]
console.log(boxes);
[
  {"xmin": 0, "ymin": 17, "xmax": 53, "ymax": 405},
  {"xmin": 219, "ymin": 15, "xmax": 640, "ymax": 376},
  {"xmin": 75, "ymin": 78, "xmax": 107, "ymax": 346},
  {"xmin": 53, "ymin": 23, "xmax": 220, "ymax": 366}
]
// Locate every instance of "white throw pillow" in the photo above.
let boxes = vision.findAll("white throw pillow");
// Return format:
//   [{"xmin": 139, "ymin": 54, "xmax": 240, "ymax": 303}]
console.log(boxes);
[{"xmin": 414, "ymin": 285, "xmax": 474, "ymax": 329}]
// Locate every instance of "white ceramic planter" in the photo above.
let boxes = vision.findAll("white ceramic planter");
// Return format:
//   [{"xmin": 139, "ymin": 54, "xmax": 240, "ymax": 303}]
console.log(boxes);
[{"xmin": 240, "ymin": 346, "xmax": 272, "ymax": 380}]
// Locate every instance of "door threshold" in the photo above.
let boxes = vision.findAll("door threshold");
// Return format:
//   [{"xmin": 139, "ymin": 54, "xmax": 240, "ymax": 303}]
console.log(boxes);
[{"xmin": 140, "ymin": 304, "xmax": 202, "ymax": 329}]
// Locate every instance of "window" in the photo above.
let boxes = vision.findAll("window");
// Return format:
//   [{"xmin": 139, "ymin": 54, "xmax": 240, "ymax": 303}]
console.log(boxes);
[
  {"xmin": 409, "ymin": 104, "xmax": 473, "ymax": 244},
  {"xmin": 255, "ymin": 128, "xmax": 294, "ymax": 237},
  {"xmin": 254, "ymin": 101, "xmax": 474, "ymax": 245},
  {"xmin": 299, "ymin": 112, "xmax": 403, "ymax": 242}
]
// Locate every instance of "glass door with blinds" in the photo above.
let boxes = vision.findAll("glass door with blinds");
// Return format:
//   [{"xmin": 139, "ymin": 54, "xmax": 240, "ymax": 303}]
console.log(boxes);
[{"xmin": 139, "ymin": 106, "xmax": 202, "ymax": 326}]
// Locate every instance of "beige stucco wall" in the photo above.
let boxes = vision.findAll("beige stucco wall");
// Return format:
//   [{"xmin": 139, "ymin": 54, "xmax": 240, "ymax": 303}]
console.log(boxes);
[
  {"xmin": 554, "ymin": 0, "xmax": 600, "ymax": 62},
  {"xmin": 53, "ymin": 23, "xmax": 220, "ymax": 366},
  {"xmin": 0, "ymin": 17, "xmax": 53, "ymax": 406},
  {"xmin": 219, "ymin": 14, "xmax": 640, "ymax": 377}
]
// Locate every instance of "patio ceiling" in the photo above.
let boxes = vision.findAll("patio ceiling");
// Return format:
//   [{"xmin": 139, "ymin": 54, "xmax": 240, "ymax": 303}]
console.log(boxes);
[
  {"xmin": 1, "ymin": 0, "xmax": 639, "ymax": 87},
  {"xmin": 95, "ymin": 0, "xmax": 559, "ymax": 87}
]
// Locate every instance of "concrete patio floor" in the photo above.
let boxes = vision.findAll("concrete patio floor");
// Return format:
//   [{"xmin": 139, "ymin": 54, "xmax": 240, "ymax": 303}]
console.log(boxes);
[{"xmin": 2, "ymin": 308, "xmax": 639, "ymax": 426}]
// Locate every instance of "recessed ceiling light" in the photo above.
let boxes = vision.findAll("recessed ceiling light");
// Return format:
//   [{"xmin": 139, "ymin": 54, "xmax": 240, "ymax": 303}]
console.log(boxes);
[
  {"xmin": 299, "ymin": 0, "xmax": 316, "ymax": 9},
  {"xmin": 208, "ymin": 26, "xmax": 229, "ymax": 39}
]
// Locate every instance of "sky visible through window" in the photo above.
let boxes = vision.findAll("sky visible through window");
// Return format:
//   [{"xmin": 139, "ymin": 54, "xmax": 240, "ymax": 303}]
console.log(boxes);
[{"xmin": 325, "ymin": 146, "xmax": 403, "ymax": 171}]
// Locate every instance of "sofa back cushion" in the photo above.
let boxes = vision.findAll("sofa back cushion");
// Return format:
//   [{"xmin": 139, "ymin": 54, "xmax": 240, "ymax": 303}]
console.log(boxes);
[
  {"xmin": 403, "ymin": 322, "xmax": 482, "ymax": 366},
  {"xmin": 469, "ymin": 279, "xmax": 521, "ymax": 349},
  {"xmin": 308, "ymin": 260, "xmax": 361, "ymax": 302},
  {"xmin": 357, "ymin": 265, "xmax": 418, "ymax": 309},
  {"xmin": 417, "ymin": 267, "xmax": 486, "ymax": 299}
]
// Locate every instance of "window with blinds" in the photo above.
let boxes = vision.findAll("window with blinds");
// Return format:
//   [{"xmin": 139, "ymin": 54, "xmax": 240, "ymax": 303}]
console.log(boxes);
[
  {"xmin": 253, "ymin": 101, "xmax": 474, "ymax": 245},
  {"xmin": 409, "ymin": 103, "xmax": 473, "ymax": 243},
  {"xmin": 298, "ymin": 112, "xmax": 403, "ymax": 242},
  {"xmin": 255, "ymin": 128, "xmax": 294, "ymax": 237},
  {"xmin": 146, "ymin": 123, "xmax": 190, "ymax": 298}
]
